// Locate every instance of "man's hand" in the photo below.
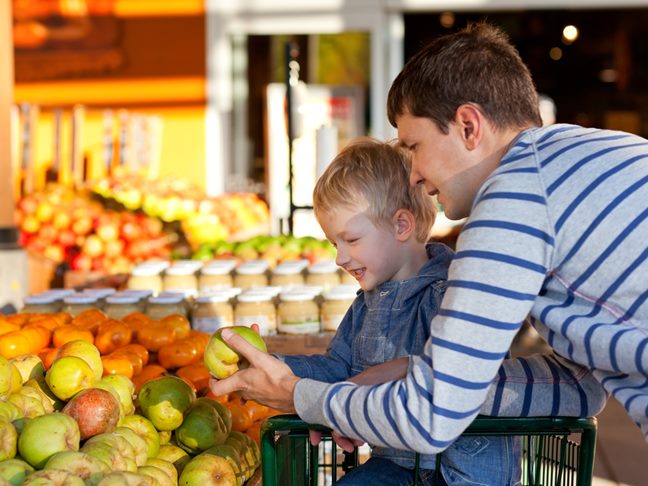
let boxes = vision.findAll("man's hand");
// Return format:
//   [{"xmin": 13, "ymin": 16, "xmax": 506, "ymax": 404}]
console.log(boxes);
[
  {"xmin": 309, "ymin": 430, "xmax": 365, "ymax": 453},
  {"xmin": 208, "ymin": 328, "xmax": 300, "ymax": 412}
]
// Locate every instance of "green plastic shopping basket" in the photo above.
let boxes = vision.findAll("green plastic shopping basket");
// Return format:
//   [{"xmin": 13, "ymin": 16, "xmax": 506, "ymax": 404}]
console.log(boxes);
[{"xmin": 260, "ymin": 414, "xmax": 597, "ymax": 486}]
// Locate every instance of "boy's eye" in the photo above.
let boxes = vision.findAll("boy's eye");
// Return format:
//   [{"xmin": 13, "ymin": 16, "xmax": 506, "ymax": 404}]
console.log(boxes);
[{"xmin": 346, "ymin": 238, "xmax": 358, "ymax": 244}]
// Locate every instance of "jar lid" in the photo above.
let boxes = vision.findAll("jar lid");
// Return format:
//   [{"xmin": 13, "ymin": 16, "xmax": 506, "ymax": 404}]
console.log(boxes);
[
  {"xmin": 24, "ymin": 294, "xmax": 58, "ymax": 305},
  {"xmin": 325, "ymin": 285, "xmax": 360, "ymax": 300},
  {"xmin": 148, "ymin": 295, "xmax": 185, "ymax": 304},
  {"xmin": 132, "ymin": 266, "xmax": 163, "ymax": 277},
  {"xmin": 122, "ymin": 289, "xmax": 154, "ymax": 299},
  {"xmin": 307, "ymin": 260, "xmax": 339, "ymax": 274},
  {"xmin": 161, "ymin": 288, "xmax": 197, "ymax": 298},
  {"xmin": 244, "ymin": 285, "xmax": 282, "ymax": 297},
  {"xmin": 40, "ymin": 288, "xmax": 76, "ymax": 298},
  {"xmin": 235, "ymin": 260, "xmax": 270, "ymax": 275},
  {"xmin": 272, "ymin": 264, "xmax": 304, "ymax": 275},
  {"xmin": 83, "ymin": 287, "xmax": 116, "ymax": 298},
  {"xmin": 236, "ymin": 292, "xmax": 273, "ymax": 303},
  {"xmin": 63, "ymin": 294, "xmax": 98, "ymax": 305},
  {"xmin": 106, "ymin": 294, "xmax": 140, "ymax": 305},
  {"xmin": 165, "ymin": 266, "xmax": 198, "ymax": 276},
  {"xmin": 201, "ymin": 266, "xmax": 234, "ymax": 276},
  {"xmin": 172, "ymin": 259, "xmax": 204, "ymax": 270},
  {"xmin": 279, "ymin": 290, "xmax": 315, "ymax": 302},
  {"xmin": 139, "ymin": 259, "xmax": 170, "ymax": 270},
  {"xmin": 203, "ymin": 260, "xmax": 237, "ymax": 274},
  {"xmin": 196, "ymin": 294, "xmax": 231, "ymax": 304}
]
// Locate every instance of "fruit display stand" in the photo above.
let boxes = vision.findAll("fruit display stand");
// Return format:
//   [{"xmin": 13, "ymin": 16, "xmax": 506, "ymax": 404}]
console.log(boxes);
[{"xmin": 264, "ymin": 333, "xmax": 334, "ymax": 356}]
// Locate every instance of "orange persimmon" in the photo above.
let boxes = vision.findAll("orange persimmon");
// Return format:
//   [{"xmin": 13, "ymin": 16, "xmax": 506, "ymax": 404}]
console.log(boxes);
[
  {"xmin": 95, "ymin": 320, "xmax": 132, "ymax": 355},
  {"xmin": 71, "ymin": 308, "xmax": 108, "ymax": 335},
  {"xmin": 0, "ymin": 320, "xmax": 21, "ymax": 336},
  {"xmin": 38, "ymin": 347, "xmax": 58, "ymax": 369},
  {"xmin": 175, "ymin": 363, "xmax": 211, "ymax": 392},
  {"xmin": 114, "ymin": 343, "xmax": 149, "ymax": 366},
  {"xmin": 156, "ymin": 339, "xmax": 200, "ymax": 370},
  {"xmin": 228, "ymin": 401, "xmax": 254, "ymax": 432},
  {"xmin": 159, "ymin": 314, "xmax": 191, "ymax": 339},
  {"xmin": 101, "ymin": 354, "xmax": 134, "ymax": 378},
  {"xmin": 132, "ymin": 364, "xmax": 167, "ymax": 392},
  {"xmin": 204, "ymin": 389, "xmax": 229, "ymax": 404},
  {"xmin": 0, "ymin": 330, "xmax": 32, "ymax": 358},
  {"xmin": 52, "ymin": 325, "xmax": 94, "ymax": 348},
  {"xmin": 21, "ymin": 324, "xmax": 51, "ymax": 351},
  {"xmin": 136, "ymin": 323, "xmax": 176, "ymax": 352}
]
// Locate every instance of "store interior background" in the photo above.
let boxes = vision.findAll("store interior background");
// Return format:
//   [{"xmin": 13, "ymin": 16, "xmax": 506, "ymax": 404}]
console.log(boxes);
[{"xmin": 8, "ymin": 3, "xmax": 648, "ymax": 484}]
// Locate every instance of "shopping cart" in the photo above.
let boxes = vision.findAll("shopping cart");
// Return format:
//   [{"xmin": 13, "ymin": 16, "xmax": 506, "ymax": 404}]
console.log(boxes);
[{"xmin": 260, "ymin": 414, "xmax": 597, "ymax": 486}]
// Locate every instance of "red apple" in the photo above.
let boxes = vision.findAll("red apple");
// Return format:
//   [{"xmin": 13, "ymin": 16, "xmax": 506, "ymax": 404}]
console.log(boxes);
[
  {"xmin": 104, "ymin": 239, "xmax": 125, "ymax": 258},
  {"xmin": 37, "ymin": 224, "xmax": 57, "ymax": 243},
  {"xmin": 52, "ymin": 212, "xmax": 71, "ymax": 231},
  {"xmin": 43, "ymin": 244, "xmax": 64, "ymax": 263},
  {"xmin": 58, "ymin": 229, "xmax": 77, "ymax": 248},
  {"xmin": 18, "ymin": 196, "xmax": 38, "ymax": 215},
  {"xmin": 35, "ymin": 202, "xmax": 54, "ymax": 223},
  {"xmin": 82, "ymin": 235, "xmax": 104, "ymax": 258},
  {"xmin": 72, "ymin": 217, "xmax": 93, "ymax": 236},
  {"xmin": 20, "ymin": 216, "xmax": 40, "ymax": 234},
  {"xmin": 71, "ymin": 254, "xmax": 92, "ymax": 272},
  {"xmin": 62, "ymin": 388, "xmax": 121, "ymax": 439},
  {"xmin": 97, "ymin": 222, "xmax": 120, "ymax": 242}
]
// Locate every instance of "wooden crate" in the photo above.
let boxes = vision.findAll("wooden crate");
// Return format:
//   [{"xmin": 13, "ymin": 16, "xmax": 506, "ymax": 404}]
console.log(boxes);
[{"xmin": 265, "ymin": 333, "xmax": 334, "ymax": 356}]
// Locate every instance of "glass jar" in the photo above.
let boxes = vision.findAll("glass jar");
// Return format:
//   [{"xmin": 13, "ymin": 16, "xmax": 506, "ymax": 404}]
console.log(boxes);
[
  {"xmin": 234, "ymin": 293, "xmax": 276, "ymax": 336},
  {"xmin": 199, "ymin": 261, "xmax": 236, "ymax": 292},
  {"xmin": 277, "ymin": 291, "xmax": 321, "ymax": 335},
  {"xmin": 62, "ymin": 294, "xmax": 99, "ymax": 316},
  {"xmin": 146, "ymin": 295, "xmax": 187, "ymax": 320},
  {"xmin": 192, "ymin": 294, "xmax": 234, "ymax": 333},
  {"xmin": 233, "ymin": 261, "xmax": 269, "ymax": 290},
  {"xmin": 105, "ymin": 294, "xmax": 143, "ymax": 320},
  {"xmin": 306, "ymin": 261, "xmax": 341, "ymax": 290},
  {"xmin": 338, "ymin": 268, "xmax": 358, "ymax": 286},
  {"xmin": 270, "ymin": 262, "xmax": 306, "ymax": 289},
  {"xmin": 22, "ymin": 294, "xmax": 61, "ymax": 314},
  {"xmin": 163, "ymin": 265, "xmax": 198, "ymax": 294},
  {"xmin": 128, "ymin": 265, "xmax": 164, "ymax": 295},
  {"xmin": 82, "ymin": 288, "xmax": 116, "ymax": 309},
  {"xmin": 321, "ymin": 286, "xmax": 357, "ymax": 332}
]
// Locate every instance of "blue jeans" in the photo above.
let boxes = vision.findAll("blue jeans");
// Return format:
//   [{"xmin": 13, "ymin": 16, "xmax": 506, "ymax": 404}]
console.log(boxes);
[{"xmin": 334, "ymin": 457, "xmax": 445, "ymax": 486}]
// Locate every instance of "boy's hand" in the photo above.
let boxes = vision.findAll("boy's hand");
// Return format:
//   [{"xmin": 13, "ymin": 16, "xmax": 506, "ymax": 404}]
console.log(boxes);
[
  {"xmin": 208, "ymin": 328, "xmax": 299, "ymax": 412},
  {"xmin": 349, "ymin": 357, "xmax": 409, "ymax": 385}
]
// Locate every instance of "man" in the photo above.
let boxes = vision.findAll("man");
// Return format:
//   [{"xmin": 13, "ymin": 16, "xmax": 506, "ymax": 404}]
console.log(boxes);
[{"xmin": 211, "ymin": 23, "xmax": 647, "ymax": 452}]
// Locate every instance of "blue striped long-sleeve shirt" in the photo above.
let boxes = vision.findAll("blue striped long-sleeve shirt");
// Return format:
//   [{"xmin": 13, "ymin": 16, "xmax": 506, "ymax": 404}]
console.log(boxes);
[{"xmin": 294, "ymin": 124, "xmax": 648, "ymax": 453}]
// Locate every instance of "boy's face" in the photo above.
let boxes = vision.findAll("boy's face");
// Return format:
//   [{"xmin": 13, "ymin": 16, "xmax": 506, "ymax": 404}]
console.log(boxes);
[
  {"xmin": 396, "ymin": 112, "xmax": 489, "ymax": 220},
  {"xmin": 318, "ymin": 203, "xmax": 408, "ymax": 292}
]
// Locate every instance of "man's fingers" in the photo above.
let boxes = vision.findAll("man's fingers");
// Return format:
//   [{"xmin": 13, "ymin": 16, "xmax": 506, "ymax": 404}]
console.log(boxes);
[
  {"xmin": 208, "ymin": 374, "xmax": 242, "ymax": 397},
  {"xmin": 251, "ymin": 323, "xmax": 260, "ymax": 335},
  {"xmin": 220, "ymin": 328, "xmax": 265, "ymax": 365},
  {"xmin": 309, "ymin": 430, "xmax": 322, "ymax": 446}
]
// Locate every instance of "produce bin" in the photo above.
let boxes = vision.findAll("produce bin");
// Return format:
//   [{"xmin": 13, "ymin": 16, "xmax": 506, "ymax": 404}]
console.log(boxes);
[{"xmin": 260, "ymin": 414, "xmax": 597, "ymax": 486}]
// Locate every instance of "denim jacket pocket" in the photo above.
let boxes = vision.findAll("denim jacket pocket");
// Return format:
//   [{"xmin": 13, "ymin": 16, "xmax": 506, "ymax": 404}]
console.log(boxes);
[
  {"xmin": 449, "ymin": 436, "xmax": 490, "ymax": 456},
  {"xmin": 353, "ymin": 335, "xmax": 387, "ymax": 371}
]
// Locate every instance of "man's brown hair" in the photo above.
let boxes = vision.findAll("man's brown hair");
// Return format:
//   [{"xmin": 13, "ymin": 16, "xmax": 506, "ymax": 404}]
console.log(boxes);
[
  {"xmin": 387, "ymin": 23, "xmax": 542, "ymax": 133},
  {"xmin": 313, "ymin": 137, "xmax": 436, "ymax": 243}
]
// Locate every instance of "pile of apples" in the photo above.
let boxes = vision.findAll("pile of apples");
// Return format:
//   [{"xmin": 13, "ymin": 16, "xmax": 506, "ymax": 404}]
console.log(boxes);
[
  {"xmin": 0, "ymin": 340, "xmax": 261, "ymax": 485},
  {"xmin": 91, "ymin": 171, "xmax": 270, "ymax": 248},
  {"xmin": 16, "ymin": 185, "xmax": 174, "ymax": 273}
]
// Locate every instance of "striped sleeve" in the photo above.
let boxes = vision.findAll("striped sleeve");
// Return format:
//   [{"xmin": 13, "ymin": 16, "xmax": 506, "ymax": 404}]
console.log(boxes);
[{"xmin": 294, "ymin": 155, "xmax": 557, "ymax": 453}]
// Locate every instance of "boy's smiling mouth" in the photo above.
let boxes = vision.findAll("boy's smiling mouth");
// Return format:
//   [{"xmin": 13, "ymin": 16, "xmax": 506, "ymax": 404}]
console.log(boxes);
[{"xmin": 348, "ymin": 267, "xmax": 366, "ymax": 280}]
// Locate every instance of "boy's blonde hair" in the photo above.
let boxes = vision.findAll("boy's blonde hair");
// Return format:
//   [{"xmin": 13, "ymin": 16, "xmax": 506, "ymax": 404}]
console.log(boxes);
[{"xmin": 313, "ymin": 137, "xmax": 436, "ymax": 242}]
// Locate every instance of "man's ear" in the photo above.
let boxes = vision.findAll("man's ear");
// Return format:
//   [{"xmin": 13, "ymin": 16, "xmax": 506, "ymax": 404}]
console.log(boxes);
[
  {"xmin": 393, "ymin": 209, "xmax": 416, "ymax": 242},
  {"xmin": 455, "ymin": 104, "xmax": 484, "ymax": 150}
]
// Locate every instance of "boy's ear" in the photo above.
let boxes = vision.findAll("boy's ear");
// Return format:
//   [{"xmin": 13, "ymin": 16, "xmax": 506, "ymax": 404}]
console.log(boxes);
[
  {"xmin": 455, "ymin": 104, "xmax": 484, "ymax": 150},
  {"xmin": 393, "ymin": 209, "xmax": 416, "ymax": 242}
]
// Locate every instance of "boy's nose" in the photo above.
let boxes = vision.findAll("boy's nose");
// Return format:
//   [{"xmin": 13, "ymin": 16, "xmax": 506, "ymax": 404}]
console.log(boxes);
[{"xmin": 335, "ymin": 249, "xmax": 350, "ymax": 267}]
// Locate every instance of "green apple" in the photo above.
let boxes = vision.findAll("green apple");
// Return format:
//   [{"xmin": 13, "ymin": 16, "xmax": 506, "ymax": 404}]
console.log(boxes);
[
  {"xmin": 79, "ymin": 442, "xmax": 134, "ymax": 473},
  {"xmin": 118, "ymin": 415, "xmax": 160, "ymax": 458},
  {"xmin": 137, "ymin": 376, "xmax": 195, "ymax": 431},
  {"xmin": 45, "ymin": 356, "xmax": 96, "ymax": 401},
  {"xmin": 17, "ymin": 385, "xmax": 54, "ymax": 413},
  {"xmin": 137, "ymin": 466, "xmax": 173, "ymax": 486},
  {"xmin": 0, "ymin": 420, "xmax": 17, "ymax": 461},
  {"xmin": 144, "ymin": 459, "xmax": 177, "ymax": 485},
  {"xmin": 44, "ymin": 451, "xmax": 109, "ymax": 482},
  {"xmin": 23, "ymin": 469, "xmax": 85, "ymax": 486},
  {"xmin": 94, "ymin": 471, "xmax": 156, "ymax": 486},
  {"xmin": 0, "ymin": 458, "xmax": 34, "ymax": 486},
  {"xmin": 24, "ymin": 377, "xmax": 64, "ymax": 411},
  {"xmin": 157, "ymin": 431, "xmax": 171, "ymax": 445},
  {"xmin": 55, "ymin": 341, "xmax": 103, "ymax": 381},
  {"xmin": 201, "ymin": 445, "xmax": 245, "ymax": 486},
  {"xmin": 0, "ymin": 401, "xmax": 22, "ymax": 422},
  {"xmin": 155, "ymin": 444, "xmax": 190, "ymax": 475},
  {"xmin": 18, "ymin": 413, "xmax": 80, "ymax": 468},
  {"xmin": 175, "ymin": 399, "xmax": 228, "ymax": 454},
  {"xmin": 204, "ymin": 327, "xmax": 267, "ymax": 379},
  {"xmin": 96, "ymin": 375, "xmax": 135, "ymax": 415},
  {"xmin": 84, "ymin": 433, "xmax": 135, "ymax": 461},
  {"xmin": 113, "ymin": 427, "xmax": 148, "ymax": 466},
  {"xmin": 7, "ymin": 393, "xmax": 46, "ymax": 418},
  {"xmin": 9, "ymin": 355, "xmax": 45, "ymax": 383},
  {"xmin": 178, "ymin": 454, "xmax": 237, "ymax": 486}
]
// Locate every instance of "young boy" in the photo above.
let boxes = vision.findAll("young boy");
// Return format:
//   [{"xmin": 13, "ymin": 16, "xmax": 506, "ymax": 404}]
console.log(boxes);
[{"xmin": 279, "ymin": 137, "xmax": 517, "ymax": 485}]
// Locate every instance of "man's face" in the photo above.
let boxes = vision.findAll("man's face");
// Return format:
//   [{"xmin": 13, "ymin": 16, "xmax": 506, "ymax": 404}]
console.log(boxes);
[{"xmin": 396, "ymin": 112, "xmax": 486, "ymax": 220}]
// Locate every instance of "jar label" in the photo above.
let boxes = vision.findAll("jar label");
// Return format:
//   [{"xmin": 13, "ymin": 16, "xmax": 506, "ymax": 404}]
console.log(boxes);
[
  {"xmin": 193, "ymin": 316, "xmax": 233, "ymax": 334},
  {"xmin": 321, "ymin": 314, "xmax": 345, "ymax": 332},
  {"xmin": 277, "ymin": 319, "xmax": 321, "ymax": 334},
  {"xmin": 235, "ymin": 314, "xmax": 276, "ymax": 336}
]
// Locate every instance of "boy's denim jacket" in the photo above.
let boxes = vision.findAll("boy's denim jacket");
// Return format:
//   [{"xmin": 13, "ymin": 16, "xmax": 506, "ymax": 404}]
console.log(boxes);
[{"xmin": 280, "ymin": 242, "xmax": 455, "ymax": 470}]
